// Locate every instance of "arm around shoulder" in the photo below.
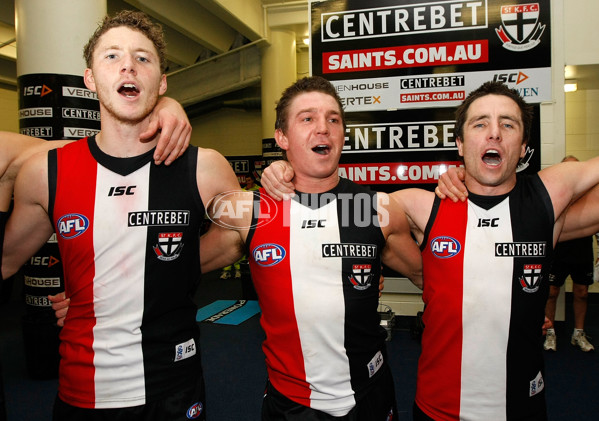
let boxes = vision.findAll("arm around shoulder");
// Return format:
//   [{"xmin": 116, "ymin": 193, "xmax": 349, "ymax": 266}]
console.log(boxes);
[{"xmin": 378, "ymin": 192, "xmax": 423, "ymax": 288}]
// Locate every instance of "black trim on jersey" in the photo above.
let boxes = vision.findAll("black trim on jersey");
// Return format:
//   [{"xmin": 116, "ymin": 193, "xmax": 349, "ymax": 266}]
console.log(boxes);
[
  {"xmin": 421, "ymin": 196, "xmax": 441, "ymax": 252},
  {"xmin": 87, "ymin": 136, "xmax": 155, "ymax": 176},
  {"xmin": 246, "ymin": 192, "xmax": 261, "ymax": 249},
  {"xmin": 468, "ymin": 190, "xmax": 509, "ymax": 210},
  {"xmin": 47, "ymin": 149, "xmax": 58, "ymax": 221}
]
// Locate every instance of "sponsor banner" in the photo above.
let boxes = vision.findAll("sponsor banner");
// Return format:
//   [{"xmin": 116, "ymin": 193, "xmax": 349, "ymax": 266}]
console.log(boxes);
[
  {"xmin": 333, "ymin": 67, "xmax": 550, "ymax": 112},
  {"xmin": 323, "ymin": 40, "xmax": 489, "ymax": 74},
  {"xmin": 311, "ymin": 0, "xmax": 547, "ymax": 187},
  {"xmin": 311, "ymin": 0, "xmax": 551, "ymax": 104},
  {"xmin": 338, "ymin": 160, "xmax": 463, "ymax": 185},
  {"xmin": 18, "ymin": 73, "xmax": 100, "ymax": 140}
]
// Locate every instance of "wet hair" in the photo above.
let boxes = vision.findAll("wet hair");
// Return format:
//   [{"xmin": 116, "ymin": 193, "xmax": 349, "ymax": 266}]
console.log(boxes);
[
  {"xmin": 83, "ymin": 10, "xmax": 167, "ymax": 74},
  {"xmin": 454, "ymin": 81, "xmax": 534, "ymax": 145},
  {"xmin": 275, "ymin": 76, "xmax": 345, "ymax": 133}
]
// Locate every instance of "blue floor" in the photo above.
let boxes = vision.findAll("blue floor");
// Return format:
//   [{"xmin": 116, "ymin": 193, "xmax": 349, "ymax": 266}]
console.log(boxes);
[{"xmin": 1, "ymin": 271, "xmax": 598, "ymax": 420}]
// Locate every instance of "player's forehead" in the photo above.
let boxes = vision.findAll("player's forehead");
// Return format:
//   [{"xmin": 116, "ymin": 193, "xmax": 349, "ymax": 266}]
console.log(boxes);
[
  {"xmin": 466, "ymin": 94, "xmax": 522, "ymax": 122},
  {"xmin": 288, "ymin": 91, "xmax": 341, "ymax": 116}
]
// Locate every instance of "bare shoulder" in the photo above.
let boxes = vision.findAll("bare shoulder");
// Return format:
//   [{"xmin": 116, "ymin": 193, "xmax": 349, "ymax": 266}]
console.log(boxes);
[
  {"xmin": 390, "ymin": 188, "xmax": 434, "ymax": 213},
  {"xmin": 195, "ymin": 147, "xmax": 241, "ymax": 203},
  {"xmin": 390, "ymin": 188, "xmax": 435, "ymax": 237},
  {"xmin": 0, "ymin": 132, "xmax": 71, "ymax": 182},
  {"xmin": 0, "ymin": 132, "xmax": 44, "ymax": 178}
]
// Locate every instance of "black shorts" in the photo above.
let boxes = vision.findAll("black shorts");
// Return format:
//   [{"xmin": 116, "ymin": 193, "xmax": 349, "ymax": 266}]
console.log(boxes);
[
  {"xmin": 261, "ymin": 363, "xmax": 397, "ymax": 421},
  {"xmin": 549, "ymin": 258, "xmax": 593, "ymax": 287},
  {"xmin": 52, "ymin": 372, "xmax": 206, "ymax": 421},
  {"xmin": 412, "ymin": 402, "xmax": 435, "ymax": 421}
]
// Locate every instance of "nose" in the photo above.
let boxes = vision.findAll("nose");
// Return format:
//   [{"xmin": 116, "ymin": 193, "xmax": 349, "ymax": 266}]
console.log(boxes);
[
  {"xmin": 120, "ymin": 56, "xmax": 136, "ymax": 74},
  {"xmin": 316, "ymin": 116, "xmax": 329, "ymax": 134},
  {"xmin": 488, "ymin": 122, "xmax": 501, "ymax": 141}
]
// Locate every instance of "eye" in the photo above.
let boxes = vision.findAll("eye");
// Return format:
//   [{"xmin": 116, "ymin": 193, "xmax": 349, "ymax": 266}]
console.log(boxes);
[
  {"xmin": 137, "ymin": 56, "xmax": 149, "ymax": 63},
  {"xmin": 106, "ymin": 53, "xmax": 117, "ymax": 60}
]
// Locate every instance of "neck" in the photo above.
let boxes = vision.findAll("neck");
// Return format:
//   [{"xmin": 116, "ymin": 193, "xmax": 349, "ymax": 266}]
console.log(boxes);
[
  {"xmin": 293, "ymin": 173, "xmax": 340, "ymax": 193},
  {"xmin": 464, "ymin": 174, "xmax": 517, "ymax": 196},
  {"xmin": 95, "ymin": 117, "xmax": 156, "ymax": 158}
]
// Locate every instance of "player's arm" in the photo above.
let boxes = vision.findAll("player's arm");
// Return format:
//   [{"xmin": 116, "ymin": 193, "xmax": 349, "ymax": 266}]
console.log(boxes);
[
  {"xmin": 195, "ymin": 148, "xmax": 254, "ymax": 272},
  {"xmin": 144, "ymin": 96, "xmax": 192, "ymax": 165},
  {"xmin": 378, "ymin": 192, "xmax": 423, "ymax": 289},
  {"xmin": 196, "ymin": 147, "xmax": 242, "ymax": 203},
  {"xmin": 200, "ymin": 187, "xmax": 255, "ymax": 273},
  {"xmin": 260, "ymin": 160, "xmax": 296, "ymax": 201},
  {"xmin": 558, "ymin": 184, "xmax": 599, "ymax": 241},
  {"xmin": 2, "ymin": 152, "xmax": 55, "ymax": 279},
  {"xmin": 200, "ymin": 222, "xmax": 245, "ymax": 273},
  {"xmin": 0, "ymin": 132, "xmax": 71, "ymax": 211},
  {"xmin": 389, "ymin": 188, "xmax": 435, "ymax": 246},
  {"xmin": 540, "ymin": 156, "xmax": 599, "ymax": 223}
]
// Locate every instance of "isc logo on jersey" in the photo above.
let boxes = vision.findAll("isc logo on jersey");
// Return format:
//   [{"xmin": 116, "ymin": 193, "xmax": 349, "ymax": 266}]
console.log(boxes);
[
  {"xmin": 430, "ymin": 236, "xmax": 461, "ymax": 258},
  {"xmin": 252, "ymin": 243, "xmax": 286, "ymax": 267},
  {"xmin": 57, "ymin": 213, "xmax": 89, "ymax": 239}
]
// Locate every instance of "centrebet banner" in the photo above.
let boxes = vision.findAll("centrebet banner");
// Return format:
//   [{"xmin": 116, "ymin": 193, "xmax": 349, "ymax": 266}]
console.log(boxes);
[
  {"xmin": 310, "ymin": 0, "xmax": 549, "ymax": 190},
  {"xmin": 312, "ymin": 0, "xmax": 551, "ymax": 111}
]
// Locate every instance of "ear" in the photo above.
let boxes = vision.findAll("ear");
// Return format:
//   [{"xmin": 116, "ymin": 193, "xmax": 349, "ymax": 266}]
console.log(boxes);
[
  {"xmin": 520, "ymin": 142, "xmax": 526, "ymax": 158},
  {"xmin": 159, "ymin": 74, "xmax": 167, "ymax": 96},
  {"xmin": 84, "ymin": 68, "xmax": 96, "ymax": 92},
  {"xmin": 274, "ymin": 128, "xmax": 289, "ymax": 151},
  {"xmin": 456, "ymin": 137, "xmax": 464, "ymax": 157}
]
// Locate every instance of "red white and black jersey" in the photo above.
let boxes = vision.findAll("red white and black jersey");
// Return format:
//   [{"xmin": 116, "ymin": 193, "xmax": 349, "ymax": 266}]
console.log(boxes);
[
  {"xmin": 247, "ymin": 178, "xmax": 388, "ymax": 417},
  {"xmin": 417, "ymin": 174, "xmax": 554, "ymax": 421},
  {"xmin": 48, "ymin": 137, "xmax": 204, "ymax": 408}
]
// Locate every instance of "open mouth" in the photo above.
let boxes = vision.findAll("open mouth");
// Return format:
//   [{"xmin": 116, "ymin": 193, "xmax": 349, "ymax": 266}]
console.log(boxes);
[
  {"xmin": 482, "ymin": 149, "xmax": 501, "ymax": 166},
  {"xmin": 312, "ymin": 145, "xmax": 330, "ymax": 155},
  {"xmin": 118, "ymin": 83, "xmax": 139, "ymax": 98}
]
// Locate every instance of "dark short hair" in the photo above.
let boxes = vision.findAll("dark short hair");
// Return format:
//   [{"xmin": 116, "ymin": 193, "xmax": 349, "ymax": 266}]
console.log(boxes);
[
  {"xmin": 83, "ymin": 10, "xmax": 167, "ymax": 74},
  {"xmin": 454, "ymin": 81, "xmax": 534, "ymax": 145},
  {"xmin": 275, "ymin": 76, "xmax": 345, "ymax": 133}
]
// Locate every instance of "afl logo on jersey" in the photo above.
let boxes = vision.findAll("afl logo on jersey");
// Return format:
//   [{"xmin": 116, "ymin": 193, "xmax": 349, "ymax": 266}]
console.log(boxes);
[
  {"xmin": 253, "ymin": 243, "xmax": 286, "ymax": 267},
  {"xmin": 57, "ymin": 213, "xmax": 89, "ymax": 239},
  {"xmin": 186, "ymin": 401, "xmax": 203, "ymax": 419},
  {"xmin": 430, "ymin": 236, "xmax": 461, "ymax": 258}
]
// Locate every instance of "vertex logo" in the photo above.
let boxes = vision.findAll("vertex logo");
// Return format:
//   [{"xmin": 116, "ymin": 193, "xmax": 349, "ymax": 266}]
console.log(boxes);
[{"xmin": 23, "ymin": 85, "xmax": 53, "ymax": 97}]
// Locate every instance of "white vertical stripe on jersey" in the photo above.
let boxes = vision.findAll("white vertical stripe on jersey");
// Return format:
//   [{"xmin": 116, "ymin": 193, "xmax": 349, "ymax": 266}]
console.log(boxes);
[
  {"xmin": 289, "ymin": 199, "xmax": 356, "ymax": 416},
  {"xmin": 92, "ymin": 164, "xmax": 150, "ymax": 407},
  {"xmin": 460, "ymin": 199, "xmax": 512, "ymax": 420}
]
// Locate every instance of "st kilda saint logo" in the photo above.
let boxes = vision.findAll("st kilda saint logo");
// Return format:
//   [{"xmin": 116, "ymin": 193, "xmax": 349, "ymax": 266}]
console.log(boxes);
[
  {"xmin": 520, "ymin": 264, "xmax": 542, "ymax": 293},
  {"xmin": 348, "ymin": 264, "xmax": 373, "ymax": 291},
  {"xmin": 153, "ymin": 232, "xmax": 184, "ymax": 261},
  {"xmin": 495, "ymin": 3, "xmax": 546, "ymax": 51}
]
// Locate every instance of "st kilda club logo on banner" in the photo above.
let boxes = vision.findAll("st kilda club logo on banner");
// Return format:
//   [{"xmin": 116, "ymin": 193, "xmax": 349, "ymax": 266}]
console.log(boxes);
[{"xmin": 495, "ymin": 3, "xmax": 546, "ymax": 52}]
